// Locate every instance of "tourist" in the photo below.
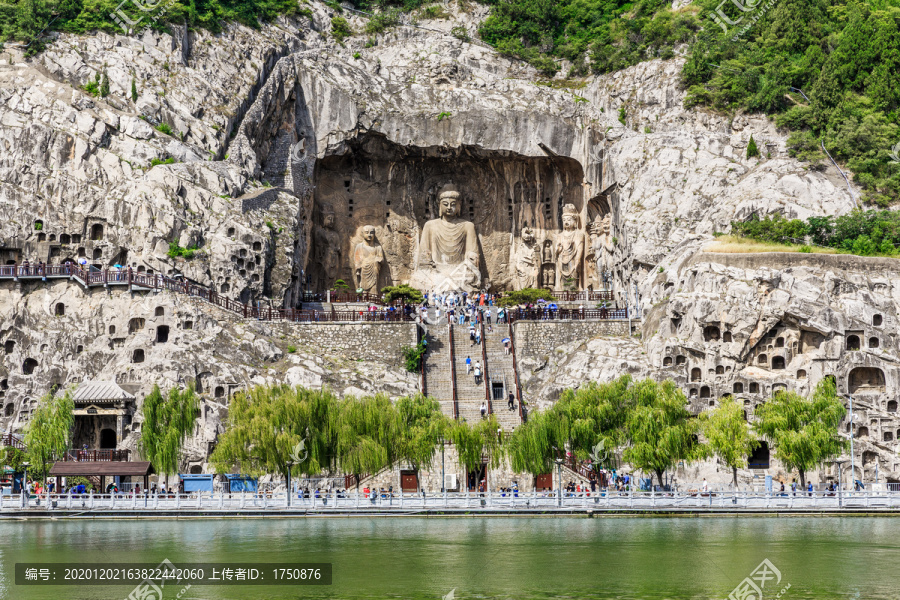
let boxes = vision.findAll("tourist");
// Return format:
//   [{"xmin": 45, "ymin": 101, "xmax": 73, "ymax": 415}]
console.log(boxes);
[
  {"xmin": 508, "ymin": 393, "xmax": 514, "ymax": 411},
  {"xmin": 469, "ymin": 326, "xmax": 476, "ymax": 345},
  {"xmin": 466, "ymin": 356, "xmax": 472, "ymax": 374},
  {"xmin": 475, "ymin": 329, "xmax": 481, "ymax": 345},
  {"xmin": 808, "ymin": 482, "xmax": 813, "ymax": 497},
  {"xmin": 504, "ymin": 339, "xmax": 510, "ymax": 355},
  {"xmin": 474, "ymin": 362, "xmax": 482, "ymax": 383},
  {"xmin": 702, "ymin": 478, "xmax": 709, "ymax": 493},
  {"xmin": 480, "ymin": 401, "xmax": 486, "ymax": 419}
]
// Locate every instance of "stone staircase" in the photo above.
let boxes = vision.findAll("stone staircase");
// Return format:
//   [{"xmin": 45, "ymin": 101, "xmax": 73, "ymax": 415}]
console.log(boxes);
[
  {"xmin": 423, "ymin": 325, "xmax": 456, "ymax": 420},
  {"xmin": 484, "ymin": 326, "xmax": 522, "ymax": 432},
  {"xmin": 451, "ymin": 324, "xmax": 488, "ymax": 424}
]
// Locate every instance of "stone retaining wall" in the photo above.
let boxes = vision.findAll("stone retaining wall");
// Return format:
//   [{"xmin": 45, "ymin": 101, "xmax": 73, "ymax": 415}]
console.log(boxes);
[
  {"xmin": 513, "ymin": 320, "xmax": 632, "ymax": 362},
  {"xmin": 284, "ymin": 322, "xmax": 418, "ymax": 363}
]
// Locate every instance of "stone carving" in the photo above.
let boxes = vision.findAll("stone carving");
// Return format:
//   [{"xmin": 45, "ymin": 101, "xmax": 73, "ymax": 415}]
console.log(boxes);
[
  {"xmin": 590, "ymin": 214, "xmax": 614, "ymax": 288},
  {"xmin": 514, "ymin": 227, "xmax": 541, "ymax": 289},
  {"xmin": 411, "ymin": 186, "xmax": 481, "ymax": 292},
  {"xmin": 353, "ymin": 225, "xmax": 385, "ymax": 294},
  {"xmin": 314, "ymin": 209, "xmax": 341, "ymax": 290},
  {"xmin": 555, "ymin": 204, "xmax": 585, "ymax": 290}
]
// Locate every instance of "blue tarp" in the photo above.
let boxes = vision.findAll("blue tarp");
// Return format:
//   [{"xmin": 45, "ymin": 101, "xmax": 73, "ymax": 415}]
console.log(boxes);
[
  {"xmin": 224, "ymin": 474, "xmax": 258, "ymax": 493},
  {"xmin": 179, "ymin": 474, "xmax": 214, "ymax": 493}
]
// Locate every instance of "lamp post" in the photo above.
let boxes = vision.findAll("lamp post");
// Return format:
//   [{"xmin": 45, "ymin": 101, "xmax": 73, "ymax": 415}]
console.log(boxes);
[
  {"xmin": 285, "ymin": 460, "xmax": 294, "ymax": 508},
  {"xmin": 845, "ymin": 394, "xmax": 855, "ymax": 490},
  {"xmin": 834, "ymin": 458, "xmax": 845, "ymax": 508},
  {"xmin": 21, "ymin": 460, "xmax": 30, "ymax": 506},
  {"xmin": 555, "ymin": 457, "xmax": 563, "ymax": 508}
]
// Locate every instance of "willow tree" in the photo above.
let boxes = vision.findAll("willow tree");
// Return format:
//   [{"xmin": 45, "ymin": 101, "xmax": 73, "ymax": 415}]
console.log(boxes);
[
  {"xmin": 623, "ymin": 378, "xmax": 702, "ymax": 489},
  {"xmin": 699, "ymin": 396, "xmax": 759, "ymax": 489},
  {"xmin": 140, "ymin": 384, "xmax": 199, "ymax": 487},
  {"xmin": 336, "ymin": 393, "xmax": 399, "ymax": 488},
  {"xmin": 505, "ymin": 408, "xmax": 557, "ymax": 476},
  {"xmin": 24, "ymin": 390, "xmax": 75, "ymax": 482},
  {"xmin": 394, "ymin": 394, "xmax": 449, "ymax": 474},
  {"xmin": 449, "ymin": 415, "xmax": 501, "ymax": 492},
  {"xmin": 754, "ymin": 378, "xmax": 846, "ymax": 489},
  {"xmin": 210, "ymin": 385, "xmax": 339, "ymax": 486}
]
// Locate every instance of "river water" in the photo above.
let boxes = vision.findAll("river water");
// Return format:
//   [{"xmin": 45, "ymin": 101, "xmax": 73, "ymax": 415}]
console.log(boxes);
[{"xmin": 0, "ymin": 516, "xmax": 896, "ymax": 599}]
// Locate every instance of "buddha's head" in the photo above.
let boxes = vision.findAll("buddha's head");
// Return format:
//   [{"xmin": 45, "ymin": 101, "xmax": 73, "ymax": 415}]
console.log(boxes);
[
  {"xmin": 522, "ymin": 227, "xmax": 535, "ymax": 244},
  {"xmin": 362, "ymin": 225, "xmax": 376, "ymax": 243},
  {"xmin": 562, "ymin": 204, "xmax": 580, "ymax": 231},
  {"xmin": 323, "ymin": 212, "xmax": 335, "ymax": 229},
  {"xmin": 438, "ymin": 186, "xmax": 462, "ymax": 219}
]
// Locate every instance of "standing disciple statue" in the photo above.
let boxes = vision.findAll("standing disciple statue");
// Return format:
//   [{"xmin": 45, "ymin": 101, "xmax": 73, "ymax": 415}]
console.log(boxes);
[
  {"xmin": 353, "ymin": 225, "xmax": 384, "ymax": 294},
  {"xmin": 556, "ymin": 204, "xmax": 585, "ymax": 290},
  {"xmin": 314, "ymin": 209, "xmax": 341, "ymax": 290},
  {"xmin": 590, "ymin": 214, "xmax": 614, "ymax": 288},
  {"xmin": 411, "ymin": 185, "xmax": 482, "ymax": 292},
  {"xmin": 514, "ymin": 227, "xmax": 540, "ymax": 290}
]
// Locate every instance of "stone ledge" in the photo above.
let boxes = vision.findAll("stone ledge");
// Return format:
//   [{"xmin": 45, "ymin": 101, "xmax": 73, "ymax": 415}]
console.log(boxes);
[{"xmin": 692, "ymin": 251, "xmax": 900, "ymax": 273}]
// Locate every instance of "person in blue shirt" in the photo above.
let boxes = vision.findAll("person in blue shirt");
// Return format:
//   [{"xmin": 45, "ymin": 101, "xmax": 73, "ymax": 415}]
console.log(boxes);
[
  {"xmin": 466, "ymin": 356, "xmax": 472, "ymax": 374},
  {"xmin": 807, "ymin": 482, "xmax": 814, "ymax": 496}
]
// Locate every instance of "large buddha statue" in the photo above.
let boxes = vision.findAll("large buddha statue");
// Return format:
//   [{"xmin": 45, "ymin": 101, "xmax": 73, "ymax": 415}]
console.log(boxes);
[
  {"xmin": 556, "ymin": 204, "xmax": 585, "ymax": 290},
  {"xmin": 410, "ymin": 186, "xmax": 481, "ymax": 292}
]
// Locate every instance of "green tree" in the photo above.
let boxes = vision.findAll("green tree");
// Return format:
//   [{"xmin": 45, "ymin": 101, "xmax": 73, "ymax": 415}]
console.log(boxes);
[
  {"xmin": 394, "ymin": 394, "xmax": 449, "ymax": 474},
  {"xmin": 746, "ymin": 135, "xmax": 759, "ymax": 159},
  {"xmin": 24, "ymin": 390, "xmax": 75, "ymax": 483},
  {"xmin": 497, "ymin": 288, "xmax": 556, "ymax": 307},
  {"xmin": 331, "ymin": 16, "xmax": 352, "ymax": 42},
  {"xmin": 210, "ymin": 385, "xmax": 339, "ymax": 485},
  {"xmin": 99, "ymin": 71, "xmax": 109, "ymax": 98},
  {"xmin": 381, "ymin": 284, "xmax": 424, "ymax": 305},
  {"xmin": 754, "ymin": 378, "xmax": 847, "ymax": 489},
  {"xmin": 139, "ymin": 384, "xmax": 199, "ymax": 486},
  {"xmin": 449, "ymin": 415, "xmax": 502, "ymax": 491},
  {"xmin": 699, "ymin": 396, "xmax": 759, "ymax": 489},
  {"xmin": 401, "ymin": 340, "xmax": 426, "ymax": 372},
  {"xmin": 130, "ymin": 78, "xmax": 138, "ymax": 102},
  {"xmin": 335, "ymin": 393, "xmax": 398, "ymax": 488},
  {"xmin": 622, "ymin": 379, "xmax": 702, "ymax": 488}
]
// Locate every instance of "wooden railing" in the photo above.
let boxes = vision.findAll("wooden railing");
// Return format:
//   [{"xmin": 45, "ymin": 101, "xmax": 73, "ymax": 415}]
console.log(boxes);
[
  {"xmin": 0, "ymin": 264, "xmax": 416, "ymax": 323},
  {"xmin": 508, "ymin": 322, "xmax": 525, "ymax": 423},
  {"xmin": 64, "ymin": 449, "xmax": 131, "ymax": 462},
  {"xmin": 479, "ymin": 321, "xmax": 491, "ymax": 414},
  {"xmin": 508, "ymin": 307, "xmax": 631, "ymax": 322},
  {"xmin": 0, "ymin": 433, "xmax": 25, "ymax": 450},
  {"xmin": 447, "ymin": 317, "xmax": 458, "ymax": 420}
]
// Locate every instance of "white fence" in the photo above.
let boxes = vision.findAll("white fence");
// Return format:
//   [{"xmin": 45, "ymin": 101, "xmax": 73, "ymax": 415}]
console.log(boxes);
[{"xmin": 4, "ymin": 489, "xmax": 900, "ymax": 512}]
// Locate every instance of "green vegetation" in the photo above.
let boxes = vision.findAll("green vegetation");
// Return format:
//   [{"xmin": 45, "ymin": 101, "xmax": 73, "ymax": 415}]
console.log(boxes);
[
  {"xmin": 210, "ymin": 386, "xmax": 452, "ymax": 487},
  {"xmin": 0, "ymin": 446, "xmax": 26, "ymax": 473},
  {"xmin": 99, "ymin": 71, "xmax": 109, "ymax": 97},
  {"xmin": 364, "ymin": 8, "xmax": 401, "ymax": 34},
  {"xmin": 24, "ymin": 390, "xmax": 75, "ymax": 483},
  {"xmin": 401, "ymin": 340, "xmax": 427, "ymax": 372},
  {"xmin": 497, "ymin": 288, "xmax": 556, "ymax": 307},
  {"xmin": 746, "ymin": 135, "xmax": 759, "ymax": 159},
  {"xmin": 83, "ymin": 72, "xmax": 102, "ymax": 97},
  {"xmin": 167, "ymin": 242, "xmax": 199, "ymax": 259},
  {"xmin": 139, "ymin": 385, "xmax": 199, "ymax": 484},
  {"xmin": 131, "ymin": 78, "xmax": 138, "ymax": 102},
  {"xmin": 732, "ymin": 210, "xmax": 900, "ymax": 257},
  {"xmin": 155, "ymin": 123, "xmax": 176, "ymax": 136},
  {"xmin": 0, "ymin": 0, "xmax": 305, "ymax": 48},
  {"xmin": 450, "ymin": 25, "xmax": 471, "ymax": 42},
  {"xmin": 33, "ymin": 222, "xmax": 42, "ymax": 231},
  {"xmin": 621, "ymin": 378, "xmax": 703, "ymax": 487},
  {"xmin": 287, "ymin": 345, "xmax": 297, "ymax": 353},
  {"xmin": 437, "ymin": 111, "xmax": 452, "ymax": 121},
  {"xmin": 381, "ymin": 283, "xmax": 424, "ymax": 304},
  {"xmin": 699, "ymin": 396, "xmax": 758, "ymax": 489},
  {"xmin": 683, "ymin": 0, "xmax": 900, "ymax": 205},
  {"xmin": 332, "ymin": 278, "xmax": 351, "ymax": 291},
  {"xmin": 754, "ymin": 378, "xmax": 847, "ymax": 489},
  {"xmin": 150, "ymin": 157, "xmax": 176, "ymax": 167},
  {"xmin": 331, "ymin": 16, "xmax": 352, "ymax": 42}
]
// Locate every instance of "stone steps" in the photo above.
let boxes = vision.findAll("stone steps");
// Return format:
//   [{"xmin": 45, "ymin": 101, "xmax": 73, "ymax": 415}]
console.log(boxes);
[
  {"xmin": 484, "ymin": 330, "xmax": 522, "ymax": 432},
  {"xmin": 451, "ymin": 325, "xmax": 488, "ymax": 425},
  {"xmin": 423, "ymin": 325, "xmax": 455, "ymax": 419}
]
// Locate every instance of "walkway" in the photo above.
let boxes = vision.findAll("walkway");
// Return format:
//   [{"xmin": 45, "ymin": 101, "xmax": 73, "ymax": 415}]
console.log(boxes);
[
  {"xmin": 0, "ymin": 264, "xmax": 413, "ymax": 323},
  {"xmin": 5, "ymin": 490, "xmax": 900, "ymax": 517}
]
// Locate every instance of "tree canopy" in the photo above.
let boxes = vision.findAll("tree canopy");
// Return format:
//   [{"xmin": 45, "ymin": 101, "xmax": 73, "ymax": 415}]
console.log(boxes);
[
  {"xmin": 24, "ymin": 390, "xmax": 74, "ymax": 481},
  {"xmin": 754, "ymin": 378, "xmax": 847, "ymax": 488},
  {"xmin": 699, "ymin": 396, "xmax": 759, "ymax": 488},
  {"xmin": 139, "ymin": 384, "xmax": 199, "ymax": 478},
  {"xmin": 381, "ymin": 284, "xmax": 424, "ymax": 305},
  {"xmin": 497, "ymin": 288, "xmax": 557, "ymax": 307}
]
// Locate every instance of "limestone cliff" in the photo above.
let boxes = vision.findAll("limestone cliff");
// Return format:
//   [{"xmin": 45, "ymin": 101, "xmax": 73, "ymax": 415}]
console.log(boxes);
[{"xmin": 0, "ymin": 1, "xmax": 888, "ymax": 486}]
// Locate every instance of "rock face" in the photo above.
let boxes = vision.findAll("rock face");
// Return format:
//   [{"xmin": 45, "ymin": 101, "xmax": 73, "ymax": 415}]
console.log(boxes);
[{"xmin": 0, "ymin": 1, "xmax": 888, "ymax": 485}]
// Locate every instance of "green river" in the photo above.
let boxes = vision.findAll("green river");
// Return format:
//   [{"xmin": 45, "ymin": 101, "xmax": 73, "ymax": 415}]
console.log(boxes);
[{"xmin": 0, "ymin": 517, "xmax": 896, "ymax": 599}]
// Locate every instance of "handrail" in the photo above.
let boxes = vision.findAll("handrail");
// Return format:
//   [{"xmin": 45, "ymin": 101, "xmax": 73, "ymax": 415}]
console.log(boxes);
[
  {"xmin": 480, "ymin": 320, "xmax": 491, "ymax": 413},
  {"xmin": 419, "ymin": 325, "xmax": 426, "ymax": 397},
  {"xmin": 0, "ymin": 263, "xmax": 416, "ymax": 323},
  {"xmin": 508, "ymin": 322, "xmax": 525, "ymax": 422},
  {"xmin": 447, "ymin": 317, "xmax": 459, "ymax": 420},
  {"xmin": 508, "ymin": 307, "xmax": 629, "ymax": 322}
]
